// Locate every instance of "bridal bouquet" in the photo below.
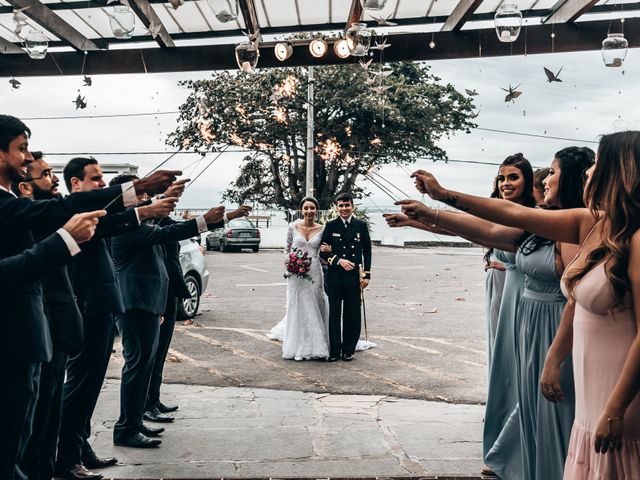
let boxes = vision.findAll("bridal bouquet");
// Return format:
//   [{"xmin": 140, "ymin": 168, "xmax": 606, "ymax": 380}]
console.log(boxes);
[{"xmin": 284, "ymin": 248, "xmax": 314, "ymax": 283}]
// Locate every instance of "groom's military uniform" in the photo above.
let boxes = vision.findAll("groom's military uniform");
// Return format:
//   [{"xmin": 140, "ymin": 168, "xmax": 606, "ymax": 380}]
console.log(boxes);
[{"xmin": 320, "ymin": 216, "xmax": 371, "ymax": 359}]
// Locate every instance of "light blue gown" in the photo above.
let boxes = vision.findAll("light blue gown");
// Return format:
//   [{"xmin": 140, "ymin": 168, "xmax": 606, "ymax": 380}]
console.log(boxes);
[
  {"xmin": 515, "ymin": 237, "xmax": 575, "ymax": 480},
  {"xmin": 484, "ymin": 252, "xmax": 506, "ymax": 372},
  {"xmin": 483, "ymin": 249, "xmax": 524, "ymax": 479}
]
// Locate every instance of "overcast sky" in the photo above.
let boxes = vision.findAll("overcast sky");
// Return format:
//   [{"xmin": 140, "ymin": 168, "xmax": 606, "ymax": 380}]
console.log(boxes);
[{"xmin": 2, "ymin": 46, "xmax": 638, "ymax": 210}]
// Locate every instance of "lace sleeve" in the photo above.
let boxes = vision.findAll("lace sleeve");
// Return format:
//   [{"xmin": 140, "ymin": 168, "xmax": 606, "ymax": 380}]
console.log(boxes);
[{"xmin": 284, "ymin": 222, "xmax": 294, "ymax": 256}]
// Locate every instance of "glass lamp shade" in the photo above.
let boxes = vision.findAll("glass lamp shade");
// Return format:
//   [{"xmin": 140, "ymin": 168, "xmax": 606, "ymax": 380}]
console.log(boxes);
[
  {"xmin": 109, "ymin": 5, "xmax": 135, "ymax": 40},
  {"xmin": 333, "ymin": 39, "xmax": 350, "ymax": 59},
  {"xmin": 361, "ymin": 0, "xmax": 387, "ymax": 10},
  {"xmin": 235, "ymin": 42, "xmax": 260, "ymax": 72},
  {"xmin": 494, "ymin": 4, "xmax": 522, "ymax": 43},
  {"xmin": 346, "ymin": 23, "xmax": 372, "ymax": 57},
  {"xmin": 274, "ymin": 42, "xmax": 293, "ymax": 61},
  {"xmin": 309, "ymin": 38, "xmax": 328, "ymax": 58},
  {"xmin": 24, "ymin": 29, "xmax": 48, "ymax": 60},
  {"xmin": 601, "ymin": 33, "xmax": 628, "ymax": 67}
]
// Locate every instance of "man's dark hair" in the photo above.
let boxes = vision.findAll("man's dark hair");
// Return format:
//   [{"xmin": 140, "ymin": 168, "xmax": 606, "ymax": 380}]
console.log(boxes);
[
  {"xmin": 335, "ymin": 193, "xmax": 353, "ymax": 205},
  {"xmin": 63, "ymin": 157, "xmax": 99, "ymax": 191},
  {"xmin": 0, "ymin": 115, "xmax": 31, "ymax": 152},
  {"xmin": 109, "ymin": 173, "xmax": 139, "ymax": 187},
  {"xmin": 31, "ymin": 151, "xmax": 43, "ymax": 161}
]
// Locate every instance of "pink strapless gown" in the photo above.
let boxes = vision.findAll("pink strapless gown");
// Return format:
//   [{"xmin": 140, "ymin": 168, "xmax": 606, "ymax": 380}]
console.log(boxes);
[{"xmin": 562, "ymin": 263, "xmax": 640, "ymax": 479}]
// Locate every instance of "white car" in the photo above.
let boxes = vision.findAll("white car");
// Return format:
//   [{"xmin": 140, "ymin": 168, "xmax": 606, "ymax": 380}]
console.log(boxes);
[{"xmin": 178, "ymin": 237, "xmax": 210, "ymax": 319}]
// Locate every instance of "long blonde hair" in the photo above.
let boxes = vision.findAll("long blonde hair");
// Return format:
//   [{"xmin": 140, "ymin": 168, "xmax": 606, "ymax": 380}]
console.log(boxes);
[{"xmin": 564, "ymin": 131, "xmax": 640, "ymax": 311}]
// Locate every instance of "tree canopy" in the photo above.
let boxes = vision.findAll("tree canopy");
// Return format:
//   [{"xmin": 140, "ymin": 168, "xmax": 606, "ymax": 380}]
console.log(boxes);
[{"xmin": 168, "ymin": 62, "xmax": 476, "ymax": 209}]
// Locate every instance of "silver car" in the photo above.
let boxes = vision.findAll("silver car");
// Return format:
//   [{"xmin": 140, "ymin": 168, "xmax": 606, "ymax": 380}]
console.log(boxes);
[
  {"xmin": 205, "ymin": 218, "xmax": 261, "ymax": 252},
  {"xmin": 178, "ymin": 237, "xmax": 210, "ymax": 319}
]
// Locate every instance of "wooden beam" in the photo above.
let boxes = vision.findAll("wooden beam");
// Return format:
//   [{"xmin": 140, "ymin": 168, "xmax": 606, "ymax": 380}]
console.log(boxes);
[
  {"xmin": 544, "ymin": 0, "xmax": 599, "ymax": 23},
  {"xmin": 7, "ymin": 0, "xmax": 102, "ymax": 51},
  {"xmin": 1, "ymin": 18, "xmax": 638, "ymax": 76},
  {"xmin": 345, "ymin": 0, "xmax": 363, "ymax": 31},
  {"xmin": 238, "ymin": 0, "xmax": 261, "ymax": 40},
  {"xmin": 0, "ymin": 36, "xmax": 24, "ymax": 54},
  {"xmin": 441, "ymin": 0, "xmax": 483, "ymax": 31},
  {"xmin": 128, "ymin": 0, "xmax": 175, "ymax": 48}
]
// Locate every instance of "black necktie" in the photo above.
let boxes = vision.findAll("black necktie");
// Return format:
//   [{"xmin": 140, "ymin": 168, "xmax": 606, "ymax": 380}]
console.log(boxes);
[{"xmin": 344, "ymin": 221, "xmax": 349, "ymax": 229}]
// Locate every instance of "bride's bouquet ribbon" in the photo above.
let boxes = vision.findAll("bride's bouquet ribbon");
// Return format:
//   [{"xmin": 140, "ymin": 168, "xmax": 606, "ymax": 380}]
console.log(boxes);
[{"xmin": 284, "ymin": 248, "xmax": 315, "ymax": 283}]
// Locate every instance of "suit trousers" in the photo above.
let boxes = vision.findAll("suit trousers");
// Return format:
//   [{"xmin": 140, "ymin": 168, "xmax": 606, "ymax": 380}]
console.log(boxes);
[
  {"xmin": 327, "ymin": 284, "xmax": 361, "ymax": 358},
  {"xmin": 56, "ymin": 313, "xmax": 115, "ymax": 469},
  {"xmin": 146, "ymin": 296, "xmax": 178, "ymax": 410},
  {"xmin": 113, "ymin": 309, "xmax": 161, "ymax": 440},
  {"xmin": 22, "ymin": 348, "xmax": 66, "ymax": 480},
  {"xmin": 0, "ymin": 362, "xmax": 41, "ymax": 480}
]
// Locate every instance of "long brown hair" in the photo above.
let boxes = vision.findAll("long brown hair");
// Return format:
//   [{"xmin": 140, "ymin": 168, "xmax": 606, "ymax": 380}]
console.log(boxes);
[{"xmin": 564, "ymin": 131, "xmax": 640, "ymax": 311}]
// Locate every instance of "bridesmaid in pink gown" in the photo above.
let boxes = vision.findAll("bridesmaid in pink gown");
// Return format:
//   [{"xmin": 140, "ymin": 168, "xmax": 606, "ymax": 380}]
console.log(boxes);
[{"xmin": 400, "ymin": 132, "xmax": 640, "ymax": 479}]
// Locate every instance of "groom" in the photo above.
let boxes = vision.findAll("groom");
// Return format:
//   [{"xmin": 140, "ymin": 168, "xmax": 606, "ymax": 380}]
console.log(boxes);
[{"xmin": 320, "ymin": 193, "xmax": 371, "ymax": 362}]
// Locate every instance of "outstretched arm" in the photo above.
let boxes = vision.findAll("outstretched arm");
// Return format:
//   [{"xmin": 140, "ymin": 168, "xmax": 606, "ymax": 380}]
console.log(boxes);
[{"xmin": 409, "ymin": 170, "xmax": 594, "ymax": 245}]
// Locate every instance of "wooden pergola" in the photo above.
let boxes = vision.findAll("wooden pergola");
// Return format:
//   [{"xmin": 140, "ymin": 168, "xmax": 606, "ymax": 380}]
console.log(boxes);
[{"xmin": 0, "ymin": 0, "xmax": 637, "ymax": 76}]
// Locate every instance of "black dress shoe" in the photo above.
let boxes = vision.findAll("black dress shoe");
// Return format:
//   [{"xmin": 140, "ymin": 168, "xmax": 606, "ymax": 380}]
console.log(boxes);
[
  {"xmin": 113, "ymin": 432, "xmax": 161, "ymax": 448},
  {"xmin": 56, "ymin": 464, "xmax": 103, "ymax": 480},
  {"xmin": 327, "ymin": 356, "xmax": 339, "ymax": 362},
  {"xmin": 342, "ymin": 354, "xmax": 354, "ymax": 361},
  {"xmin": 144, "ymin": 406, "xmax": 174, "ymax": 423},
  {"xmin": 140, "ymin": 423, "xmax": 165, "ymax": 437},
  {"xmin": 81, "ymin": 451, "xmax": 118, "ymax": 469},
  {"xmin": 157, "ymin": 401, "xmax": 179, "ymax": 413}
]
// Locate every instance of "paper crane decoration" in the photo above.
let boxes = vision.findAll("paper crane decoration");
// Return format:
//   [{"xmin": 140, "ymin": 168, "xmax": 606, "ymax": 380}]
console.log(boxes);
[
  {"xmin": 465, "ymin": 89, "xmax": 478, "ymax": 96},
  {"xmin": 543, "ymin": 67, "xmax": 563, "ymax": 83},
  {"xmin": 146, "ymin": 21, "xmax": 162, "ymax": 39},
  {"xmin": 369, "ymin": 14, "xmax": 397, "ymax": 26},
  {"xmin": 72, "ymin": 94, "xmax": 87, "ymax": 109},
  {"xmin": 370, "ymin": 39, "xmax": 391, "ymax": 51},
  {"xmin": 371, "ymin": 85, "xmax": 391, "ymax": 95},
  {"xmin": 469, "ymin": 109, "xmax": 480, "ymax": 118},
  {"xmin": 169, "ymin": 0, "xmax": 184, "ymax": 9},
  {"xmin": 502, "ymin": 84, "xmax": 522, "ymax": 103},
  {"xmin": 82, "ymin": 75, "xmax": 92, "ymax": 87},
  {"xmin": 359, "ymin": 58, "xmax": 373, "ymax": 70},
  {"xmin": 9, "ymin": 78, "xmax": 21, "ymax": 90}
]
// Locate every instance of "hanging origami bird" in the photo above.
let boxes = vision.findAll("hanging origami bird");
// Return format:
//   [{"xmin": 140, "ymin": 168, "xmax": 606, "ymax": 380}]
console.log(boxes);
[
  {"xmin": 371, "ymin": 85, "xmax": 391, "ymax": 95},
  {"xmin": 359, "ymin": 58, "xmax": 373, "ymax": 70},
  {"xmin": 543, "ymin": 67, "xmax": 563, "ymax": 82},
  {"xmin": 146, "ymin": 21, "xmax": 161, "ymax": 39},
  {"xmin": 465, "ymin": 89, "xmax": 478, "ymax": 96},
  {"xmin": 502, "ymin": 84, "xmax": 522, "ymax": 103},
  {"xmin": 72, "ymin": 94, "xmax": 87, "ymax": 109},
  {"xmin": 82, "ymin": 75, "xmax": 92, "ymax": 87},
  {"xmin": 369, "ymin": 14, "xmax": 397, "ymax": 26},
  {"xmin": 469, "ymin": 109, "xmax": 480, "ymax": 118},
  {"xmin": 9, "ymin": 78, "xmax": 21, "ymax": 90},
  {"xmin": 169, "ymin": 0, "xmax": 184, "ymax": 10},
  {"xmin": 370, "ymin": 38, "xmax": 391, "ymax": 51}
]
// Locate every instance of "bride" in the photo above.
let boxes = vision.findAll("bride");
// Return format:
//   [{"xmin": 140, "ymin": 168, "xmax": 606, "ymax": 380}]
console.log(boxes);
[{"xmin": 267, "ymin": 197, "xmax": 330, "ymax": 360}]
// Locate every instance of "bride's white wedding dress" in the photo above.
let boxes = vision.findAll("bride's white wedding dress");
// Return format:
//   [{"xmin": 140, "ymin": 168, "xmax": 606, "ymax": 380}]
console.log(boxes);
[{"xmin": 267, "ymin": 220, "xmax": 330, "ymax": 360}]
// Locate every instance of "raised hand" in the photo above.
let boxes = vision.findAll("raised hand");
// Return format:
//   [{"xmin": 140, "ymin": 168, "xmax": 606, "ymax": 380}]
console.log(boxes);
[
  {"xmin": 164, "ymin": 179, "xmax": 190, "ymax": 199},
  {"xmin": 394, "ymin": 199, "xmax": 432, "ymax": 223},
  {"xmin": 138, "ymin": 197, "xmax": 179, "ymax": 221},
  {"xmin": 227, "ymin": 205, "xmax": 252, "ymax": 220},
  {"xmin": 134, "ymin": 170, "xmax": 183, "ymax": 196},
  {"xmin": 203, "ymin": 206, "xmax": 225, "ymax": 225},
  {"xmin": 410, "ymin": 169, "xmax": 446, "ymax": 200},
  {"xmin": 63, "ymin": 210, "xmax": 107, "ymax": 244},
  {"xmin": 383, "ymin": 212, "xmax": 413, "ymax": 228}
]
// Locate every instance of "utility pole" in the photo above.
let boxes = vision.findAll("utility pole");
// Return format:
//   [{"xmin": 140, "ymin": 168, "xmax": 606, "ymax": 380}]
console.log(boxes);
[{"xmin": 305, "ymin": 66, "xmax": 315, "ymax": 198}]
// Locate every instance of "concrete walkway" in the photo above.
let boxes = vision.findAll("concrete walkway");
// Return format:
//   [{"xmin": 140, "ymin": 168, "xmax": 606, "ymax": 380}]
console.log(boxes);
[{"xmin": 92, "ymin": 380, "xmax": 484, "ymax": 479}]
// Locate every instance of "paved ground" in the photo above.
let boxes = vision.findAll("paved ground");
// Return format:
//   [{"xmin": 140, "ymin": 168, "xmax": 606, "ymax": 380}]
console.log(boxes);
[{"xmin": 99, "ymin": 246, "xmax": 489, "ymax": 478}]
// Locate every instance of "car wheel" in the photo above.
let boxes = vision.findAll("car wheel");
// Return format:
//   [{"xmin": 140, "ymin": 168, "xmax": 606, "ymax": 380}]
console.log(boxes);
[
  {"xmin": 220, "ymin": 241, "xmax": 227, "ymax": 253},
  {"xmin": 252, "ymin": 246, "xmax": 259, "ymax": 253},
  {"xmin": 178, "ymin": 274, "xmax": 201, "ymax": 320},
  {"xmin": 205, "ymin": 240, "xmax": 212, "ymax": 251}
]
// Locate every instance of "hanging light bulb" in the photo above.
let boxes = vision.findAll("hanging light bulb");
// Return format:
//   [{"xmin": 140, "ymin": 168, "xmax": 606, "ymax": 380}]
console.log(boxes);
[
  {"xmin": 494, "ymin": 4, "xmax": 522, "ymax": 43},
  {"xmin": 309, "ymin": 38, "xmax": 328, "ymax": 58},
  {"xmin": 109, "ymin": 5, "xmax": 135, "ymax": 39},
  {"xmin": 333, "ymin": 39, "xmax": 350, "ymax": 59},
  {"xmin": 601, "ymin": 33, "xmax": 628, "ymax": 67},
  {"xmin": 429, "ymin": 39, "xmax": 436, "ymax": 49},
  {"xmin": 207, "ymin": 0, "xmax": 238, "ymax": 22},
  {"xmin": 345, "ymin": 23, "xmax": 373, "ymax": 57},
  {"xmin": 235, "ymin": 41, "xmax": 260, "ymax": 72},
  {"xmin": 24, "ymin": 29, "xmax": 48, "ymax": 59},
  {"xmin": 361, "ymin": 0, "xmax": 387, "ymax": 10},
  {"xmin": 274, "ymin": 42, "xmax": 293, "ymax": 61}
]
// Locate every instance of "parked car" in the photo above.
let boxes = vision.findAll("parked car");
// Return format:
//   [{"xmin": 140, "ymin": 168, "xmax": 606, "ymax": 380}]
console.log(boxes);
[
  {"xmin": 205, "ymin": 218, "xmax": 261, "ymax": 252},
  {"xmin": 178, "ymin": 237, "xmax": 210, "ymax": 319}
]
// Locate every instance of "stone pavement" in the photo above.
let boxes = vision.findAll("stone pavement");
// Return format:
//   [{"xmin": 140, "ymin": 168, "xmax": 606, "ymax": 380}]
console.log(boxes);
[{"xmin": 92, "ymin": 380, "xmax": 484, "ymax": 479}]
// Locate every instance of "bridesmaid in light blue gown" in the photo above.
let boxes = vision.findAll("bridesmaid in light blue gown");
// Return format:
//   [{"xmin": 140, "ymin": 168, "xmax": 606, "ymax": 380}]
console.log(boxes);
[{"xmin": 483, "ymin": 252, "xmax": 506, "ymax": 369}]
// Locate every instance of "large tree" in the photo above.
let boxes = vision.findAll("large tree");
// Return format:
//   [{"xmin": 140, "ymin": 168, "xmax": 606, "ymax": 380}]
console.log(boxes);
[{"xmin": 168, "ymin": 62, "xmax": 476, "ymax": 209}]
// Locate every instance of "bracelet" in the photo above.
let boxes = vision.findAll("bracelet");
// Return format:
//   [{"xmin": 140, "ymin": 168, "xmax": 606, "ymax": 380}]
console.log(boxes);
[
  {"xmin": 431, "ymin": 208, "xmax": 440, "ymax": 228},
  {"xmin": 607, "ymin": 416, "xmax": 622, "ymax": 434}
]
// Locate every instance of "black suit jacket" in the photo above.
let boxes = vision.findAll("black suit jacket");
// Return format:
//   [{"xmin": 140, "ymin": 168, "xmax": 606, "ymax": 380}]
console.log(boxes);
[
  {"xmin": 159, "ymin": 217, "xmax": 192, "ymax": 300},
  {"xmin": 0, "ymin": 186, "xmax": 127, "ymax": 363},
  {"xmin": 111, "ymin": 217, "xmax": 222, "ymax": 315},
  {"xmin": 320, "ymin": 217, "xmax": 372, "ymax": 288}
]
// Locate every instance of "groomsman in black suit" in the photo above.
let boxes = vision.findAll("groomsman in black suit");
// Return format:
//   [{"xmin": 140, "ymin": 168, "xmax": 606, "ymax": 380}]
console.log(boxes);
[
  {"xmin": 109, "ymin": 173, "xmax": 251, "ymax": 448},
  {"xmin": 56, "ymin": 158, "xmax": 181, "ymax": 479},
  {"xmin": 320, "ymin": 193, "xmax": 372, "ymax": 362},
  {"xmin": 0, "ymin": 114, "xmax": 178, "ymax": 480}
]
